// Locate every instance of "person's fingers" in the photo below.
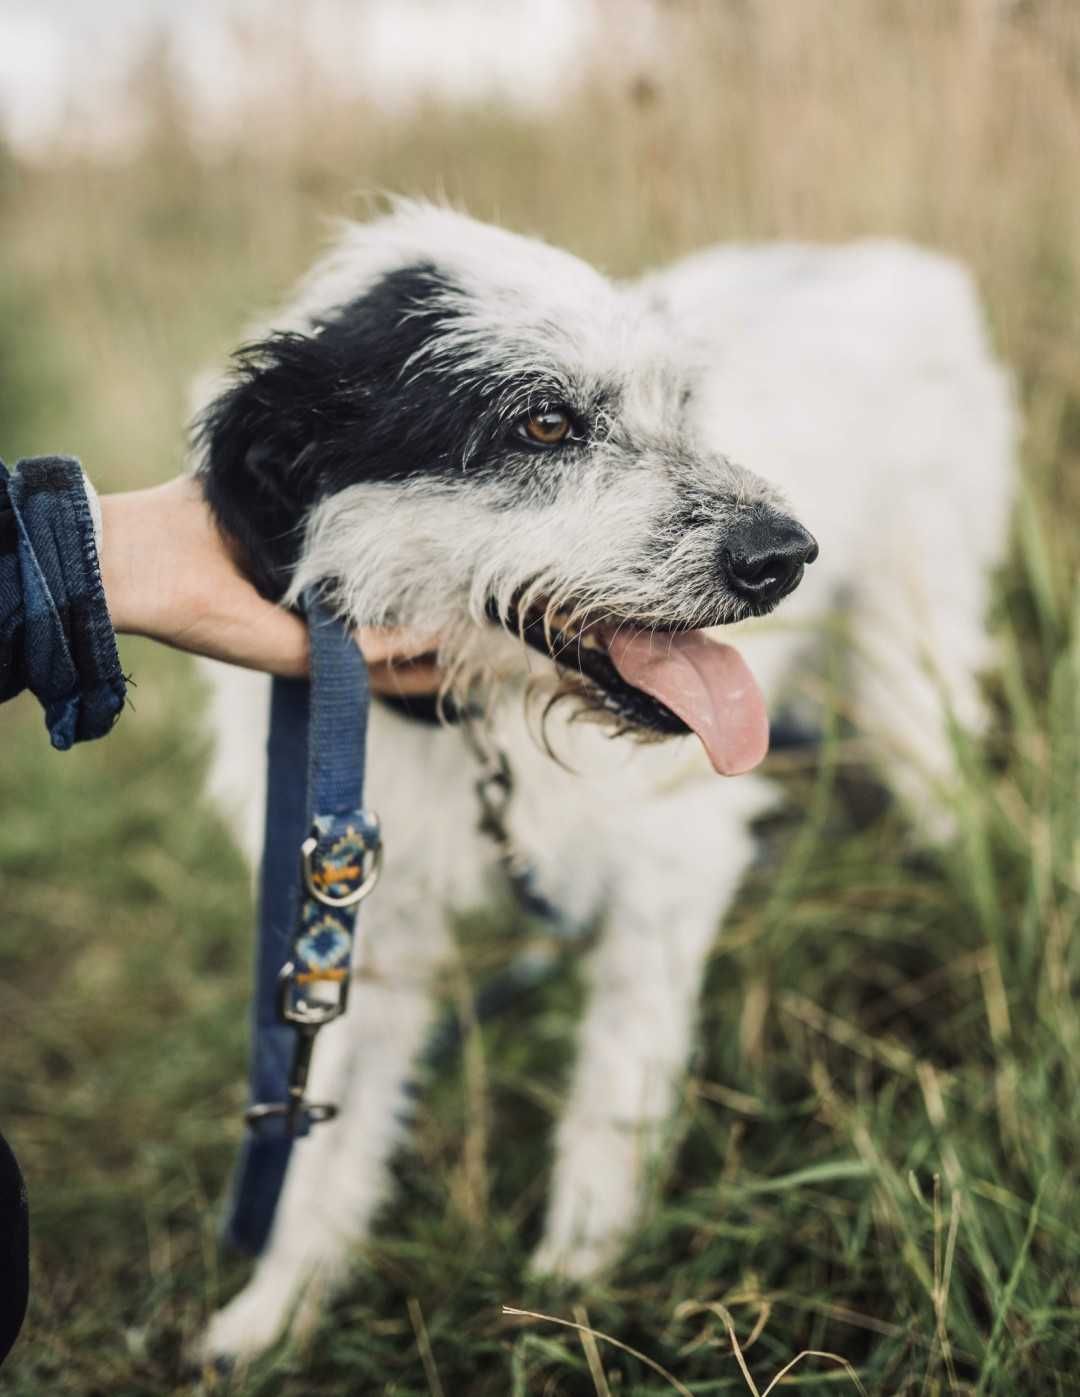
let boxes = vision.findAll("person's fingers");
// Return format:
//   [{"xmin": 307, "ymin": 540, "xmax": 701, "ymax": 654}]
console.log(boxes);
[
  {"xmin": 367, "ymin": 658, "xmax": 443, "ymax": 696},
  {"xmin": 355, "ymin": 626, "xmax": 443, "ymax": 665},
  {"xmin": 358, "ymin": 627, "xmax": 445, "ymax": 696}
]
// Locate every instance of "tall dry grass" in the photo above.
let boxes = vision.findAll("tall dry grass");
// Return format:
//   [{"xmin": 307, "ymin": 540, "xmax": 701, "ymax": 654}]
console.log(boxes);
[{"xmin": 4, "ymin": 4, "xmax": 1079, "ymax": 521}]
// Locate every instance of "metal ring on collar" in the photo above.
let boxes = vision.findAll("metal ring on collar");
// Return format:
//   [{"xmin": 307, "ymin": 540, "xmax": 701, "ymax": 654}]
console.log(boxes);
[{"xmin": 300, "ymin": 835, "xmax": 383, "ymax": 908}]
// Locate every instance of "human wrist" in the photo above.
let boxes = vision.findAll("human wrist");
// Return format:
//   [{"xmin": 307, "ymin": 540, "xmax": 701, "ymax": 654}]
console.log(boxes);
[
  {"xmin": 98, "ymin": 487, "xmax": 162, "ymax": 636},
  {"xmin": 99, "ymin": 476, "xmax": 313, "ymax": 676}
]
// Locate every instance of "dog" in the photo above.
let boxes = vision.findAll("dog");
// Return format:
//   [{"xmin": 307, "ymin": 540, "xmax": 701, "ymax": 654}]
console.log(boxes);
[{"xmin": 194, "ymin": 202, "xmax": 1015, "ymax": 1360}]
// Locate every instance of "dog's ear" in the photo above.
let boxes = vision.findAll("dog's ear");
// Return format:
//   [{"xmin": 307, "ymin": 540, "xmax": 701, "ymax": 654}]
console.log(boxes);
[
  {"xmin": 195, "ymin": 331, "xmax": 343, "ymax": 600},
  {"xmin": 196, "ymin": 263, "xmax": 462, "ymax": 600}
]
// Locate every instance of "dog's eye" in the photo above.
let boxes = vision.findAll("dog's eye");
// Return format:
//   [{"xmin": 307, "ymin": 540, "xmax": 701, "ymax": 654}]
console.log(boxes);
[{"xmin": 516, "ymin": 408, "xmax": 574, "ymax": 447}]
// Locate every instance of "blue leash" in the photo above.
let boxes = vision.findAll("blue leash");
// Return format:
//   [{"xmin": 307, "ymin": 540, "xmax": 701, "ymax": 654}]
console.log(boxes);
[{"xmin": 223, "ymin": 590, "xmax": 380, "ymax": 1255}]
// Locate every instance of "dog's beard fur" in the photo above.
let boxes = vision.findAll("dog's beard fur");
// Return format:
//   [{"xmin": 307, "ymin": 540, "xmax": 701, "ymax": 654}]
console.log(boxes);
[{"xmin": 195, "ymin": 202, "xmax": 807, "ymax": 745}]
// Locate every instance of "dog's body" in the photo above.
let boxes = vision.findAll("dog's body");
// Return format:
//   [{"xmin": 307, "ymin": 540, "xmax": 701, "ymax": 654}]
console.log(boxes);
[{"xmin": 196, "ymin": 205, "xmax": 1014, "ymax": 1359}]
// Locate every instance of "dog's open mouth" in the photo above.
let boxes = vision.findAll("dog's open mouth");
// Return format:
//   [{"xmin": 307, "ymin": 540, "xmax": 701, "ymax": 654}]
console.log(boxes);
[{"xmin": 512, "ymin": 605, "xmax": 769, "ymax": 776}]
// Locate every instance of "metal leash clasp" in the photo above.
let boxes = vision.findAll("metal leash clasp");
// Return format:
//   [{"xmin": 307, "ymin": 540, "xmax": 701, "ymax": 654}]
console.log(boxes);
[
  {"xmin": 243, "ymin": 962, "xmax": 347, "ymax": 1134},
  {"xmin": 245, "ymin": 819, "xmax": 381, "ymax": 1136}
]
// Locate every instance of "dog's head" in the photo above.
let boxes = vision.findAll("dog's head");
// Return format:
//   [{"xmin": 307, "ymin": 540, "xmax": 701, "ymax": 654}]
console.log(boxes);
[{"xmin": 197, "ymin": 203, "xmax": 817, "ymax": 772}]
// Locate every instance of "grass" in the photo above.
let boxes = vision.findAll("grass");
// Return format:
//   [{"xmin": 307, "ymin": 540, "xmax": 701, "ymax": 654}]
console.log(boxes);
[{"xmin": 1, "ymin": 2, "xmax": 1079, "ymax": 1391}]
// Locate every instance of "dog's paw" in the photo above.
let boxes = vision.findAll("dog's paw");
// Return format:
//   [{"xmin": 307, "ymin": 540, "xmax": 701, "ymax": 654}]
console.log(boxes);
[
  {"xmin": 530, "ymin": 1171, "xmax": 634, "ymax": 1282},
  {"xmin": 196, "ymin": 1281, "xmax": 293, "ymax": 1368},
  {"xmin": 528, "ymin": 1228, "xmax": 622, "ymax": 1284}
]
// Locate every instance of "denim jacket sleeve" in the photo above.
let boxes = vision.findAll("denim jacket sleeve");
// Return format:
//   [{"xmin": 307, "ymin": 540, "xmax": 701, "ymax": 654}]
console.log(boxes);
[{"xmin": 0, "ymin": 456, "xmax": 126, "ymax": 748}]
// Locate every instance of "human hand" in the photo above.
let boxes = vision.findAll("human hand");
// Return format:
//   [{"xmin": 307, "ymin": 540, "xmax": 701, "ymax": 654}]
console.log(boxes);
[{"xmin": 98, "ymin": 476, "xmax": 442, "ymax": 692}]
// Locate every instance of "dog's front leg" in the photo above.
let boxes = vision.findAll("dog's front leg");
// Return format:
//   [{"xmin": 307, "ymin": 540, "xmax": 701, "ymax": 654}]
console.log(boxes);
[
  {"xmin": 199, "ymin": 896, "xmax": 452, "ymax": 1365},
  {"xmin": 531, "ymin": 786, "xmax": 765, "ymax": 1281}
]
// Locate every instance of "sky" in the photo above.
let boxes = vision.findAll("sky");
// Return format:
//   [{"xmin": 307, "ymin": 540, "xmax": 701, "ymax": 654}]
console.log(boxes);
[{"xmin": 0, "ymin": 0, "xmax": 640, "ymax": 157}]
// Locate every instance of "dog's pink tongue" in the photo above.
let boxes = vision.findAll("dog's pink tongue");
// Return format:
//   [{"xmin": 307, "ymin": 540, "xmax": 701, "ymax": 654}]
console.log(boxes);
[{"xmin": 606, "ymin": 629, "xmax": 769, "ymax": 775}]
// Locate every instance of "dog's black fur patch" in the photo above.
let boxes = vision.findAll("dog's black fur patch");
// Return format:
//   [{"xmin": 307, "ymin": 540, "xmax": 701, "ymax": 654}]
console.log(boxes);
[
  {"xmin": 197, "ymin": 264, "xmax": 468, "ymax": 596},
  {"xmin": 196, "ymin": 263, "xmax": 577, "ymax": 598}
]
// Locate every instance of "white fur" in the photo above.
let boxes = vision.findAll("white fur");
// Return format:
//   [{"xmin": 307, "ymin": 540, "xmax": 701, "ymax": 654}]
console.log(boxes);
[{"xmin": 196, "ymin": 207, "xmax": 1015, "ymax": 1361}]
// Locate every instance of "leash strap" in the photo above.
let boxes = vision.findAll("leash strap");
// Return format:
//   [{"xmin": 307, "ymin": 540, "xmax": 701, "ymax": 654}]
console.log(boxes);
[{"xmin": 222, "ymin": 590, "xmax": 380, "ymax": 1255}]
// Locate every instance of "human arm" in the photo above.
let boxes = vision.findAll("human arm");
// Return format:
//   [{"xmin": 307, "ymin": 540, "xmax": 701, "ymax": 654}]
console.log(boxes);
[
  {"xmin": 1, "ymin": 457, "xmax": 440, "ymax": 749},
  {"xmin": 98, "ymin": 475, "xmax": 440, "ymax": 690}
]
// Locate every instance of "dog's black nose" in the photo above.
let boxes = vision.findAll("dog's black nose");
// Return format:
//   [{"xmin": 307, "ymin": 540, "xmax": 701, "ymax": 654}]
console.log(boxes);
[{"xmin": 721, "ymin": 514, "xmax": 818, "ymax": 605}]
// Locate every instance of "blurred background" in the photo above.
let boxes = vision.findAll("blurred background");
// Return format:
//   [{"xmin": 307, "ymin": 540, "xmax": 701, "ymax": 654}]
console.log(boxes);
[{"xmin": 1, "ymin": 2, "xmax": 1078, "ymax": 1392}]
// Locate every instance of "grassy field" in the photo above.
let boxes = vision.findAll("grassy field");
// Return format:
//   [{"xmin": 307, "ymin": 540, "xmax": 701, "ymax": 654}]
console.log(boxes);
[{"xmin": 1, "ymin": 2, "xmax": 1079, "ymax": 1392}]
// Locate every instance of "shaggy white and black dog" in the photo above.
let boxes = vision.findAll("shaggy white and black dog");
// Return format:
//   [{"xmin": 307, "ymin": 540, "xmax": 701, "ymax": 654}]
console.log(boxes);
[{"xmin": 195, "ymin": 203, "xmax": 1014, "ymax": 1360}]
